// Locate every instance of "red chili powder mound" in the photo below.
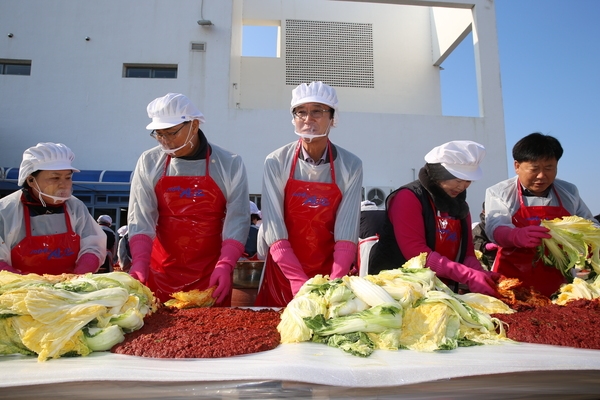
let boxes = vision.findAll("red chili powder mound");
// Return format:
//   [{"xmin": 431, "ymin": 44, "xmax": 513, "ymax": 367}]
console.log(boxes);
[
  {"xmin": 492, "ymin": 299, "xmax": 600, "ymax": 349},
  {"xmin": 112, "ymin": 307, "xmax": 282, "ymax": 358}
]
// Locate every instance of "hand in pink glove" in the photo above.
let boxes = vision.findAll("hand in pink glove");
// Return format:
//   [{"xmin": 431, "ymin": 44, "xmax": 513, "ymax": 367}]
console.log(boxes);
[
  {"xmin": 74, "ymin": 253, "xmax": 100, "ymax": 274},
  {"xmin": 270, "ymin": 240, "xmax": 308, "ymax": 295},
  {"xmin": 484, "ymin": 242, "xmax": 499, "ymax": 252},
  {"xmin": 427, "ymin": 252, "xmax": 499, "ymax": 297},
  {"xmin": 209, "ymin": 239, "xmax": 245, "ymax": 304},
  {"xmin": 0, "ymin": 261, "xmax": 20, "ymax": 274},
  {"xmin": 330, "ymin": 241, "xmax": 357, "ymax": 279},
  {"xmin": 129, "ymin": 234, "xmax": 153, "ymax": 284},
  {"xmin": 495, "ymin": 225, "xmax": 551, "ymax": 248}
]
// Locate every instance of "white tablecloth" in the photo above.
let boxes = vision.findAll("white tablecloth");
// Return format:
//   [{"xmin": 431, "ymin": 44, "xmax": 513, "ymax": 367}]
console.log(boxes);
[{"xmin": 2, "ymin": 341, "xmax": 600, "ymax": 390}]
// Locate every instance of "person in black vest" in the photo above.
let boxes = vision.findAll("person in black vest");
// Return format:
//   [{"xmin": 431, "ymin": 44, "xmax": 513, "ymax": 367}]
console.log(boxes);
[
  {"xmin": 369, "ymin": 140, "xmax": 501, "ymax": 297},
  {"xmin": 96, "ymin": 215, "xmax": 116, "ymax": 273}
]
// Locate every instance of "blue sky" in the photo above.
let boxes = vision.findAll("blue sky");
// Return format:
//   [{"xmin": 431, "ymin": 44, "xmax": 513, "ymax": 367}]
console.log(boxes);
[{"xmin": 243, "ymin": 0, "xmax": 600, "ymax": 215}]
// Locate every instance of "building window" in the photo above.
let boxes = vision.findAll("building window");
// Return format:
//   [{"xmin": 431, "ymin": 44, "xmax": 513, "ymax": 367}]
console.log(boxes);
[
  {"xmin": 0, "ymin": 60, "xmax": 31, "ymax": 76},
  {"xmin": 124, "ymin": 64, "xmax": 177, "ymax": 79}
]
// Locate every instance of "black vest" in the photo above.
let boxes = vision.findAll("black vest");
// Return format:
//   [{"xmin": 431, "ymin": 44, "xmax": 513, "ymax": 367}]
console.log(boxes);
[{"xmin": 369, "ymin": 180, "xmax": 469, "ymax": 274}]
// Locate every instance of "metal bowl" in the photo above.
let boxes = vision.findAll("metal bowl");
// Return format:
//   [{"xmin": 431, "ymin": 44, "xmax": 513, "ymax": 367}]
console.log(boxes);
[{"xmin": 233, "ymin": 261, "xmax": 264, "ymax": 289}]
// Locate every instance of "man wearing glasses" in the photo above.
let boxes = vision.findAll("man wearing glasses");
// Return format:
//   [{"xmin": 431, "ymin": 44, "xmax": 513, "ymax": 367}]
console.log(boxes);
[
  {"xmin": 255, "ymin": 81, "xmax": 363, "ymax": 307},
  {"xmin": 127, "ymin": 93, "xmax": 249, "ymax": 306}
]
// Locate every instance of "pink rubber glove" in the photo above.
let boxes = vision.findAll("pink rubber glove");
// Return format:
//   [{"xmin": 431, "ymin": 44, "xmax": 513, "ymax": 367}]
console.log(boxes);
[
  {"xmin": 129, "ymin": 234, "xmax": 153, "ymax": 284},
  {"xmin": 209, "ymin": 239, "xmax": 245, "ymax": 304},
  {"xmin": 427, "ymin": 252, "xmax": 499, "ymax": 297},
  {"xmin": 484, "ymin": 242, "xmax": 499, "ymax": 252},
  {"xmin": 74, "ymin": 253, "xmax": 101, "ymax": 274},
  {"xmin": 270, "ymin": 240, "xmax": 308, "ymax": 295},
  {"xmin": 494, "ymin": 225, "xmax": 551, "ymax": 248},
  {"xmin": 330, "ymin": 241, "xmax": 357, "ymax": 279},
  {"xmin": 0, "ymin": 261, "xmax": 20, "ymax": 274}
]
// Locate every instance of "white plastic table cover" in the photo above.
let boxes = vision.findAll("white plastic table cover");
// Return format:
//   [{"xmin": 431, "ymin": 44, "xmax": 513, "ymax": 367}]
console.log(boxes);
[{"xmin": 1, "ymin": 341, "xmax": 600, "ymax": 388}]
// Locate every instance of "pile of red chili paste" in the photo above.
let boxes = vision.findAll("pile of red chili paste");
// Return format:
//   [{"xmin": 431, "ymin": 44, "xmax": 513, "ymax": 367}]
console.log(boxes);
[
  {"xmin": 492, "ymin": 298, "xmax": 600, "ymax": 349},
  {"xmin": 112, "ymin": 307, "xmax": 282, "ymax": 358}
]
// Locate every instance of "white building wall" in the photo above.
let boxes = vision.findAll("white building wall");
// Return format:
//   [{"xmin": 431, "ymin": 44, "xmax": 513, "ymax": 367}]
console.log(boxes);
[{"xmin": 0, "ymin": 0, "xmax": 507, "ymax": 217}]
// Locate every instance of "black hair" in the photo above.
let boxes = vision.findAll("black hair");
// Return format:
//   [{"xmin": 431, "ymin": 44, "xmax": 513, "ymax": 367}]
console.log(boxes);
[{"xmin": 512, "ymin": 132, "xmax": 563, "ymax": 162}]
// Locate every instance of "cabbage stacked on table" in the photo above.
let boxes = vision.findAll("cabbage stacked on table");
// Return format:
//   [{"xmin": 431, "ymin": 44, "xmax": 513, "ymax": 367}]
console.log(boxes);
[
  {"xmin": 278, "ymin": 253, "xmax": 513, "ymax": 357},
  {"xmin": 0, "ymin": 271, "xmax": 158, "ymax": 361}
]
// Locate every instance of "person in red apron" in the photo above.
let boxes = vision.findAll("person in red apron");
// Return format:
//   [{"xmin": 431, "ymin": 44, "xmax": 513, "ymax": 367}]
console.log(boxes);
[
  {"xmin": 369, "ymin": 141, "xmax": 500, "ymax": 297},
  {"xmin": 127, "ymin": 93, "xmax": 249, "ymax": 305},
  {"xmin": 255, "ymin": 82, "xmax": 363, "ymax": 307},
  {"xmin": 0, "ymin": 142, "xmax": 106, "ymax": 275},
  {"xmin": 486, "ymin": 133, "xmax": 598, "ymax": 297}
]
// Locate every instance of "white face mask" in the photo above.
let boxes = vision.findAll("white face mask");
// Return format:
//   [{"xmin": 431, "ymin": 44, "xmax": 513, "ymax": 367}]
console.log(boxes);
[
  {"xmin": 294, "ymin": 120, "xmax": 331, "ymax": 143},
  {"xmin": 159, "ymin": 123, "xmax": 195, "ymax": 155},
  {"xmin": 31, "ymin": 178, "xmax": 72, "ymax": 207}
]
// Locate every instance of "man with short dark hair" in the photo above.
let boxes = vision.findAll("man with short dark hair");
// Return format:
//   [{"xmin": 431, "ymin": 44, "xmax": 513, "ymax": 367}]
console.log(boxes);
[{"xmin": 485, "ymin": 132, "xmax": 596, "ymax": 297}]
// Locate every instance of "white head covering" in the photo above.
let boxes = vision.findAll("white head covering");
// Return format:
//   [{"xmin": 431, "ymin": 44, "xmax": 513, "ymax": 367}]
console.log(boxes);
[
  {"xmin": 97, "ymin": 215, "xmax": 112, "ymax": 225},
  {"xmin": 117, "ymin": 225, "xmax": 128, "ymax": 237},
  {"xmin": 249, "ymin": 201, "xmax": 262, "ymax": 219},
  {"xmin": 18, "ymin": 142, "xmax": 80, "ymax": 186},
  {"xmin": 146, "ymin": 93, "xmax": 206, "ymax": 130},
  {"xmin": 424, "ymin": 140, "xmax": 486, "ymax": 181},
  {"xmin": 290, "ymin": 81, "xmax": 339, "ymax": 127},
  {"xmin": 361, "ymin": 200, "xmax": 379, "ymax": 211}
]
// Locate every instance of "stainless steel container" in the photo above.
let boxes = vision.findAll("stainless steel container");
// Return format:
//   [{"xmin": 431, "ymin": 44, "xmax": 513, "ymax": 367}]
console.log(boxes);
[{"xmin": 233, "ymin": 261, "xmax": 264, "ymax": 289}]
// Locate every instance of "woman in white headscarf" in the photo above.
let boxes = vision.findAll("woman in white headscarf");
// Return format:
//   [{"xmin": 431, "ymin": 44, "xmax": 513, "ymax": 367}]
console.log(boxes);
[
  {"xmin": 0, "ymin": 142, "xmax": 106, "ymax": 275},
  {"xmin": 255, "ymin": 81, "xmax": 363, "ymax": 307},
  {"xmin": 369, "ymin": 140, "xmax": 501, "ymax": 297}
]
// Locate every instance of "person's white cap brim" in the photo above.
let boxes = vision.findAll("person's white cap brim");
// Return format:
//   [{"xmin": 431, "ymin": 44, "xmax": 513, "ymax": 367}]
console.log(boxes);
[{"xmin": 424, "ymin": 140, "xmax": 486, "ymax": 181}]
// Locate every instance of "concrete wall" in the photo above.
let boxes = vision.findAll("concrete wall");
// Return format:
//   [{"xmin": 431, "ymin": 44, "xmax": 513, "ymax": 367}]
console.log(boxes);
[{"xmin": 0, "ymin": 0, "xmax": 507, "ymax": 216}]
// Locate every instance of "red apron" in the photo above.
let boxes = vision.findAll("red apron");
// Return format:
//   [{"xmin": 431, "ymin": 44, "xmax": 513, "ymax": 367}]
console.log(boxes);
[
  {"xmin": 429, "ymin": 198, "xmax": 463, "ymax": 289},
  {"xmin": 255, "ymin": 141, "xmax": 342, "ymax": 307},
  {"xmin": 146, "ymin": 153, "xmax": 229, "ymax": 304},
  {"xmin": 11, "ymin": 203, "xmax": 80, "ymax": 274},
  {"xmin": 492, "ymin": 184, "xmax": 569, "ymax": 297}
]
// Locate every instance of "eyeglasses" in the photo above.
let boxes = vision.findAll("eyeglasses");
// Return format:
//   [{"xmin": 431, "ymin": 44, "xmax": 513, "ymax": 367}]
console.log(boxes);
[
  {"xmin": 150, "ymin": 122, "xmax": 189, "ymax": 140},
  {"xmin": 293, "ymin": 109, "xmax": 331, "ymax": 120}
]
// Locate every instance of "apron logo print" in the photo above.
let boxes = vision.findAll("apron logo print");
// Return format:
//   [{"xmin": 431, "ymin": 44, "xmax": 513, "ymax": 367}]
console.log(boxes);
[
  {"xmin": 526, "ymin": 216, "xmax": 541, "ymax": 223},
  {"xmin": 439, "ymin": 219, "xmax": 448, "ymax": 229},
  {"xmin": 437, "ymin": 229, "xmax": 458, "ymax": 242},
  {"xmin": 30, "ymin": 247, "xmax": 75, "ymax": 259},
  {"xmin": 167, "ymin": 186, "xmax": 205, "ymax": 198},
  {"xmin": 293, "ymin": 192, "xmax": 330, "ymax": 207}
]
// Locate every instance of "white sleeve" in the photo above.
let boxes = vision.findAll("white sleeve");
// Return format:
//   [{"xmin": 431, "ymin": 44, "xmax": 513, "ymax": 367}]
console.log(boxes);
[
  {"xmin": 67, "ymin": 200, "xmax": 107, "ymax": 263},
  {"xmin": 333, "ymin": 147, "xmax": 363, "ymax": 243},
  {"xmin": 257, "ymin": 144, "xmax": 293, "ymax": 256},
  {"xmin": 127, "ymin": 148, "xmax": 164, "ymax": 239},
  {"xmin": 484, "ymin": 177, "xmax": 519, "ymax": 242}
]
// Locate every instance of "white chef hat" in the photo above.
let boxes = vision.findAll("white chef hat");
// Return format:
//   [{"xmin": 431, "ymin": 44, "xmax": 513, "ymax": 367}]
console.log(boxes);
[
  {"xmin": 146, "ymin": 93, "xmax": 206, "ymax": 130},
  {"xmin": 424, "ymin": 140, "xmax": 486, "ymax": 181},
  {"xmin": 249, "ymin": 201, "xmax": 262, "ymax": 219},
  {"xmin": 361, "ymin": 200, "xmax": 379, "ymax": 211},
  {"xmin": 97, "ymin": 215, "xmax": 112, "ymax": 225},
  {"xmin": 18, "ymin": 142, "xmax": 80, "ymax": 186},
  {"xmin": 290, "ymin": 81, "xmax": 339, "ymax": 127},
  {"xmin": 117, "ymin": 225, "xmax": 128, "ymax": 237}
]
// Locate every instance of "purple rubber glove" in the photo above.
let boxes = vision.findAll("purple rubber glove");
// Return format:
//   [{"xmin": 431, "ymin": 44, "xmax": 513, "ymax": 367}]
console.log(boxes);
[
  {"xmin": 494, "ymin": 225, "xmax": 551, "ymax": 248},
  {"xmin": 0, "ymin": 261, "xmax": 20, "ymax": 274},
  {"xmin": 427, "ymin": 252, "xmax": 499, "ymax": 297},
  {"xmin": 270, "ymin": 240, "xmax": 308, "ymax": 295},
  {"xmin": 330, "ymin": 241, "xmax": 357, "ymax": 279},
  {"xmin": 74, "ymin": 253, "xmax": 101, "ymax": 274},
  {"xmin": 484, "ymin": 242, "xmax": 499, "ymax": 252},
  {"xmin": 128, "ymin": 234, "xmax": 153, "ymax": 284},
  {"xmin": 209, "ymin": 239, "xmax": 245, "ymax": 304}
]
